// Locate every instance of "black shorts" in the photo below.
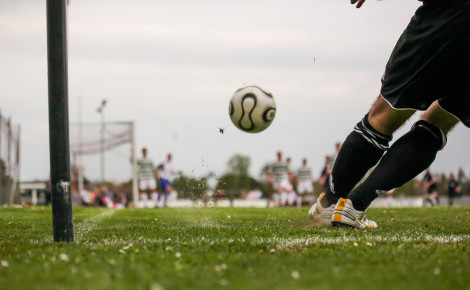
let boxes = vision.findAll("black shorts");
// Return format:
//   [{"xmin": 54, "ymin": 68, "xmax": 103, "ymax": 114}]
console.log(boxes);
[
  {"xmin": 427, "ymin": 184, "xmax": 438, "ymax": 194},
  {"xmin": 380, "ymin": 0, "xmax": 470, "ymax": 127}
]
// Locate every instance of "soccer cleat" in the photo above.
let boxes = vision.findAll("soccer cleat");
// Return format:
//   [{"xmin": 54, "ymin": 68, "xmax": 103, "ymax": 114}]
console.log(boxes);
[
  {"xmin": 308, "ymin": 193, "xmax": 335, "ymax": 227},
  {"xmin": 331, "ymin": 198, "xmax": 378, "ymax": 229}
]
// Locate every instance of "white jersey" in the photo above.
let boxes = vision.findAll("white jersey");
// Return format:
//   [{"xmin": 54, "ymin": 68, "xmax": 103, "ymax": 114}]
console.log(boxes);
[{"xmin": 159, "ymin": 160, "xmax": 173, "ymax": 180}]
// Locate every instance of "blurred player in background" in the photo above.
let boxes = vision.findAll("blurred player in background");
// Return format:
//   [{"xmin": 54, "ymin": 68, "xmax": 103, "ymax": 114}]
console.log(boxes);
[
  {"xmin": 446, "ymin": 173, "xmax": 461, "ymax": 206},
  {"xmin": 268, "ymin": 151, "xmax": 291, "ymax": 207},
  {"xmin": 296, "ymin": 158, "xmax": 314, "ymax": 207},
  {"xmin": 415, "ymin": 168, "xmax": 439, "ymax": 206},
  {"xmin": 157, "ymin": 153, "xmax": 176, "ymax": 207},
  {"xmin": 328, "ymin": 142, "xmax": 342, "ymax": 169},
  {"xmin": 310, "ymin": 0, "xmax": 469, "ymax": 228},
  {"xmin": 318, "ymin": 155, "xmax": 332, "ymax": 193},
  {"xmin": 137, "ymin": 147, "xmax": 157, "ymax": 207},
  {"xmin": 285, "ymin": 156, "xmax": 297, "ymax": 206}
]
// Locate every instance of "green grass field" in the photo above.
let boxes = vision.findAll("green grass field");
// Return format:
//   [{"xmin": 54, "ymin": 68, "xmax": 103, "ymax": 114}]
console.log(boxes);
[{"xmin": 1, "ymin": 206, "xmax": 469, "ymax": 290}]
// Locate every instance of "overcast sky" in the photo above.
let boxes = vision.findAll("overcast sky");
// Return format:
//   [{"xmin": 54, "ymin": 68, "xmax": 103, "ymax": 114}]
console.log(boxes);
[{"xmin": 1, "ymin": 0, "xmax": 469, "ymax": 183}]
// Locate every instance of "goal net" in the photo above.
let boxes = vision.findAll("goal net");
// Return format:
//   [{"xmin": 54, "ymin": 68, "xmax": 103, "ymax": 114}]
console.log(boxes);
[{"xmin": 69, "ymin": 121, "xmax": 138, "ymax": 204}]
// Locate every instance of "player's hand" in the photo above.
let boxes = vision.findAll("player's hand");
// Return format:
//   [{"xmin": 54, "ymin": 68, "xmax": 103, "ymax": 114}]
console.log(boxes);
[{"xmin": 350, "ymin": 0, "xmax": 366, "ymax": 8}]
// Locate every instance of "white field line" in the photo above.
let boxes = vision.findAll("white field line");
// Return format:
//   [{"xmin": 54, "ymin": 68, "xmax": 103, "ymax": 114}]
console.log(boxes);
[
  {"xmin": 74, "ymin": 209, "xmax": 118, "ymax": 242},
  {"xmin": 86, "ymin": 233, "xmax": 470, "ymax": 247}
]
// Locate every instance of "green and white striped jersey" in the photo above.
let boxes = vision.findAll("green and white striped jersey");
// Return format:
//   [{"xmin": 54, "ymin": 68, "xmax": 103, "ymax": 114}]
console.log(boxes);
[
  {"xmin": 297, "ymin": 166, "xmax": 312, "ymax": 182},
  {"xmin": 137, "ymin": 158, "xmax": 155, "ymax": 180},
  {"xmin": 271, "ymin": 161, "xmax": 289, "ymax": 184}
]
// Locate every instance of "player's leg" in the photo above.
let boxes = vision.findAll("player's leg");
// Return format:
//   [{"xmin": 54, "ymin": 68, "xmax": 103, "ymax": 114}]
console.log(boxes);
[
  {"xmin": 296, "ymin": 194, "xmax": 303, "ymax": 208},
  {"xmin": 280, "ymin": 182, "xmax": 290, "ymax": 206},
  {"xmin": 311, "ymin": 96, "xmax": 412, "ymax": 227},
  {"xmin": 291, "ymin": 190, "xmax": 297, "ymax": 207},
  {"xmin": 426, "ymin": 190, "xmax": 436, "ymax": 206},
  {"xmin": 149, "ymin": 179, "xmax": 158, "ymax": 207},
  {"xmin": 432, "ymin": 190, "xmax": 440, "ymax": 206},
  {"xmin": 321, "ymin": 95, "xmax": 414, "ymax": 207},
  {"xmin": 296, "ymin": 183, "xmax": 304, "ymax": 208},
  {"xmin": 422, "ymin": 191, "xmax": 431, "ymax": 207},
  {"xmin": 332, "ymin": 0, "xmax": 469, "ymax": 227},
  {"xmin": 344, "ymin": 102, "xmax": 458, "ymax": 214},
  {"xmin": 139, "ymin": 180, "xmax": 146, "ymax": 203},
  {"xmin": 272, "ymin": 183, "xmax": 281, "ymax": 207},
  {"xmin": 139, "ymin": 180, "xmax": 152, "ymax": 207},
  {"xmin": 280, "ymin": 191, "xmax": 288, "ymax": 207},
  {"xmin": 163, "ymin": 184, "xmax": 172, "ymax": 207},
  {"xmin": 156, "ymin": 178, "xmax": 163, "ymax": 207},
  {"xmin": 448, "ymin": 191, "xmax": 454, "ymax": 206}
]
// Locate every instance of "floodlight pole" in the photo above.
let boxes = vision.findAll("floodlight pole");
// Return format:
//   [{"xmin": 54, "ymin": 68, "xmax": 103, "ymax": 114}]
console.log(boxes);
[
  {"xmin": 47, "ymin": 0, "xmax": 74, "ymax": 242},
  {"xmin": 97, "ymin": 99, "xmax": 107, "ymax": 185},
  {"xmin": 131, "ymin": 122, "xmax": 139, "ymax": 207}
]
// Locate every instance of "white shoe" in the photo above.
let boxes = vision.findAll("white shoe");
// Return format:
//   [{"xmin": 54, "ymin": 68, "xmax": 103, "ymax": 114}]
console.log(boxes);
[
  {"xmin": 308, "ymin": 193, "xmax": 334, "ymax": 227},
  {"xmin": 332, "ymin": 198, "xmax": 378, "ymax": 229}
]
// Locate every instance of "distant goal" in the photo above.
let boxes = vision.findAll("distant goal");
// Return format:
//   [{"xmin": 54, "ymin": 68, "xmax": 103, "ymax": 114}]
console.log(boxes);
[{"xmin": 69, "ymin": 121, "xmax": 138, "ymax": 204}]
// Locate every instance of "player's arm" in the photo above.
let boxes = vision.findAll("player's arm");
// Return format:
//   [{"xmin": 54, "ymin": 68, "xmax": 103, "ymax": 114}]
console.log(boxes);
[
  {"xmin": 154, "ymin": 165, "xmax": 161, "ymax": 179},
  {"xmin": 414, "ymin": 177, "xmax": 423, "ymax": 189},
  {"xmin": 267, "ymin": 170, "xmax": 274, "ymax": 184},
  {"xmin": 350, "ymin": 0, "xmax": 366, "ymax": 8},
  {"xmin": 326, "ymin": 165, "xmax": 332, "ymax": 175},
  {"xmin": 288, "ymin": 170, "xmax": 294, "ymax": 183},
  {"xmin": 318, "ymin": 173, "xmax": 327, "ymax": 186}
]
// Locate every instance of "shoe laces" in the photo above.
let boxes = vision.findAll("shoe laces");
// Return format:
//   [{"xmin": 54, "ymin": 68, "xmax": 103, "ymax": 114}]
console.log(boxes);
[{"xmin": 360, "ymin": 212, "xmax": 371, "ymax": 223}]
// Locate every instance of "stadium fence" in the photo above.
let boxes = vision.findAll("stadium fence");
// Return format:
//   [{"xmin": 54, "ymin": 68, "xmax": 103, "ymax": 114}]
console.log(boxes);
[{"xmin": 0, "ymin": 110, "xmax": 20, "ymax": 205}]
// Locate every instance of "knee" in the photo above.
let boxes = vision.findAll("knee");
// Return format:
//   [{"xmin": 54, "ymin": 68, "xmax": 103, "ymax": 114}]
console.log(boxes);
[
  {"xmin": 411, "ymin": 120, "xmax": 447, "ymax": 151},
  {"xmin": 354, "ymin": 114, "xmax": 393, "ymax": 151},
  {"xmin": 421, "ymin": 101, "xmax": 460, "ymax": 134},
  {"xmin": 368, "ymin": 95, "xmax": 415, "ymax": 135}
]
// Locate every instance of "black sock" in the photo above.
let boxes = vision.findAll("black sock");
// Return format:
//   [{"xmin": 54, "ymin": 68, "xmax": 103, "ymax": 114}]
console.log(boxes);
[
  {"xmin": 348, "ymin": 120, "xmax": 446, "ymax": 211},
  {"xmin": 322, "ymin": 114, "xmax": 391, "ymax": 207}
]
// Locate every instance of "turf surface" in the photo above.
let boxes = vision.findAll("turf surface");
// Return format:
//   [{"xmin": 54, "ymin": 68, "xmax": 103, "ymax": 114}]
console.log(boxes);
[{"xmin": 1, "ymin": 206, "xmax": 469, "ymax": 289}]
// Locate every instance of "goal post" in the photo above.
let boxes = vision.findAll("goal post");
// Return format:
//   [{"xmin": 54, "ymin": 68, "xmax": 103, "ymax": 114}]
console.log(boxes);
[{"xmin": 47, "ymin": 0, "xmax": 74, "ymax": 242}]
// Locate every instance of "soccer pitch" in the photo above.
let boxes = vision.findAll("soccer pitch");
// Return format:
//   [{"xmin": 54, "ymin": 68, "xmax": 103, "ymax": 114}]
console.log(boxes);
[{"xmin": 1, "ymin": 206, "xmax": 469, "ymax": 289}]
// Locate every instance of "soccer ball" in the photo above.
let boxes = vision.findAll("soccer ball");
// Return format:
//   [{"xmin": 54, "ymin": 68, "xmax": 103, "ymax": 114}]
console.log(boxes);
[{"xmin": 229, "ymin": 86, "xmax": 276, "ymax": 133}]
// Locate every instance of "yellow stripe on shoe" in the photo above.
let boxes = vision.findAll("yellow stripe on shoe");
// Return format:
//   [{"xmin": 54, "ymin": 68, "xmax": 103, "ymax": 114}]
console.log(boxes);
[
  {"xmin": 359, "ymin": 215, "xmax": 373, "ymax": 228},
  {"xmin": 333, "ymin": 213, "xmax": 342, "ymax": 222},
  {"xmin": 337, "ymin": 198, "xmax": 347, "ymax": 211}
]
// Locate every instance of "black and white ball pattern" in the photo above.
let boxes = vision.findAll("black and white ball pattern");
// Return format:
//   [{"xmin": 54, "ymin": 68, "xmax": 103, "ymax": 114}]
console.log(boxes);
[{"xmin": 229, "ymin": 86, "xmax": 276, "ymax": 133}]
